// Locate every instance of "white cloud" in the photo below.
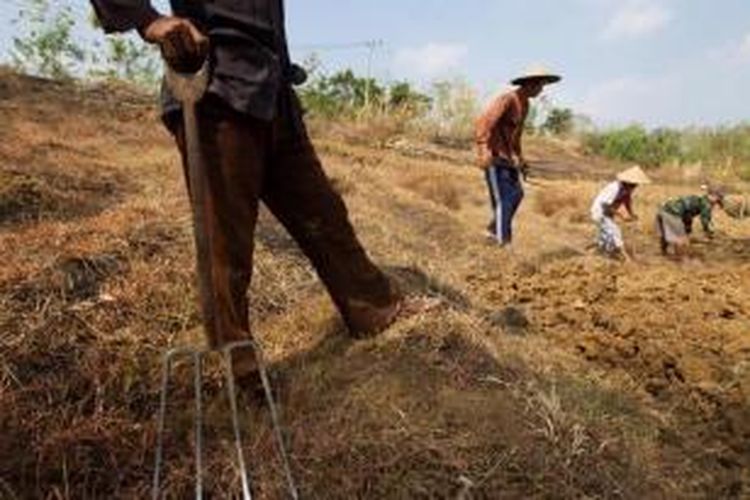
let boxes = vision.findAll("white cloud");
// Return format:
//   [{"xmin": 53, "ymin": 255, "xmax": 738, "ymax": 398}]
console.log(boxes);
[
  {"xmin": 736, "ymin": 33, "xmax": 750, "ymax": 62},
  {"xmin": 394, "ymin": 43, "xmax": 468, "ymax": 78},
  {"xmin": 706, "ymin": 32, "xmax": 750, "ymax": 66},
  {"xmin": 601, "ymin": 1, "xmax": 672, "ymax": 41},
  {"xmin": 578, "ymin": 75, "xmax": 679, "ymax": 125}
]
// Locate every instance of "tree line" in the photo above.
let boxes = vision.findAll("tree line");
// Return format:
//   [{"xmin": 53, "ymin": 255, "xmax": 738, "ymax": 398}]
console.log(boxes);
[{"xmin": 8, "ymin": 0, "xmax": 749, "ymax": 178}]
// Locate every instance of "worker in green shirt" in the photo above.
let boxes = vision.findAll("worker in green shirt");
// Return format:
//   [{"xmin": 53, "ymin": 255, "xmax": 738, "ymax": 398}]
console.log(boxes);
[{"xmin": 655, "ymin": 188, "xmax": 724, "ymax": 255}]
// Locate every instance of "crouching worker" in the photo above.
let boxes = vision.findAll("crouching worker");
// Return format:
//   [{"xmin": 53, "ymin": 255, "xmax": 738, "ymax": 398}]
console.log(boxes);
[
  {"xmin": 656, "ymin": 187, "xmax": 724, "ymax": 255},
  {"xmin": 590, "ymin": 166, "xmax": 651, "ymax": 260}
]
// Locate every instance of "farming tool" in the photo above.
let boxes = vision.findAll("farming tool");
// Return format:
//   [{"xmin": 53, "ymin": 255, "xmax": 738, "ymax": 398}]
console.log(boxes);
[{"xmin": 151, "ymin": 62, "xmax": 299, "ymax": 499}]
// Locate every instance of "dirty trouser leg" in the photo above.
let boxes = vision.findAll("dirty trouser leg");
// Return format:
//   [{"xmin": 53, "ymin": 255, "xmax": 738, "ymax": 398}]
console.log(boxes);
[
  {"xmin": 484, "ymin": 166, "xmax": 499, "ymax": 235},
  {"xmin": 261, "ymin": 92, "xmax": 401, "ymax": 336},
  {"xmin": 496, "ymin": 164, "xmax": 523, "ymax": 244},
  {"xmin": 509, "ymin": 172, "xmax": 524, "ymax": 218},
  {"xmin": 596, "ymin": 216, "xmax": 624, "ymax": 254},
  {"xmin": 170, "ymin": 99, "xmax": 269, "ymax": 349}
]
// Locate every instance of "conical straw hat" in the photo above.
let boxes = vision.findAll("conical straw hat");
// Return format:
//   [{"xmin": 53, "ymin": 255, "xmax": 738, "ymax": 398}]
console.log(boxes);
[
  {"xmin": 616, "ymin": 165, "xmax": 651, "ymax": 185},
  {"xmin": 511, "ymin": 64, "xmax": 562, "ymax": 86}
]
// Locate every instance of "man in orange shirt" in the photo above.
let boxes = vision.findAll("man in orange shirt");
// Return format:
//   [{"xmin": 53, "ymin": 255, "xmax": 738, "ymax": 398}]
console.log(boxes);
[{"xmin": 475, "ymin": 65, "xmax": 561, "ymax": 245}]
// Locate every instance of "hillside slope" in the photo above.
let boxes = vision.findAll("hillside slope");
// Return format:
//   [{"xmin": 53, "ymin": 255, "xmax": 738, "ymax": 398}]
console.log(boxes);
[{"xmin": 1, "ymin": 70, "xmax": 748, "ymax": 499}]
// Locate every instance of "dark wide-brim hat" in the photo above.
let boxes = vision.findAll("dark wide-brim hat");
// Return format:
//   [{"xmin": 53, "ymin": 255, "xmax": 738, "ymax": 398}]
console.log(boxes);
[{"xmin": 511, "ymin": 64, "xmax": 562, "ymax": 86}]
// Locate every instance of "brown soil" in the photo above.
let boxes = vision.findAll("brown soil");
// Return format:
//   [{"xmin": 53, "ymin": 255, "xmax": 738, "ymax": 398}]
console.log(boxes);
[{"xmin": 0, "ymin": 70, "xmax": 748, "ymax": 499}]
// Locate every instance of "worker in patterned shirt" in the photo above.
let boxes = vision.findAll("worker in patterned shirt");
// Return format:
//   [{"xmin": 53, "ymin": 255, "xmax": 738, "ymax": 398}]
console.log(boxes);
[
  {"xmin": 656, "ymin": 187, "xmax": 725, "ymax": 255},
  {"xmin": 590, "ymin": 166, "xmax": 651, "ymax": 261}
]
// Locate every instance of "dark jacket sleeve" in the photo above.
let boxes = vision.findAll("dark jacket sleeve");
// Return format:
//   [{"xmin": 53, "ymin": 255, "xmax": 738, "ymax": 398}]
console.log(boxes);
[{"xmin": 90, "ymin": 0, "xmax": 159, "ymax": 33}]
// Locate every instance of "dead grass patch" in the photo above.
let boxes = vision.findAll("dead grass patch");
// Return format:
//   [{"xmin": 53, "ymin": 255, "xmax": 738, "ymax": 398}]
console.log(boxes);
[
  {"xmin": 401, "ymin": 172, "xmax": 462, "ymax": 210},
  {"xmin": 534, "ymin": 188, "xmax": 586, "ymax": 218},
  {"xmin": 0, "ymin": 167, "xmax": 130, "ymax": 226}
]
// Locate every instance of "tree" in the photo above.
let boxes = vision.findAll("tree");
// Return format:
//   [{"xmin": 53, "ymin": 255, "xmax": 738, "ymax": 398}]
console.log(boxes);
[
  {"xmin": 299, "ymin": 69, "xmax": 387, "ymax": 117},
  {"xmin": 388, "ymin": 81, "xmax": 431, "ymax": 113},
  {"xmin": 91, "ymin": 36, "xmax": 162, "ymax": 89},
  {"xmin": 429, "ymin": 78, "xmax": 479, "ymax": 146},
  {"xmin": 11, "ymin": 0, "xmax": 85, "ymax": 79},
  {"xmin": 87, "ymin": 13, "xmax": 162, "ymax": 90},
  {"xmin": 543, "ymin": 107, "xmax": 574, "ymax": 136}
]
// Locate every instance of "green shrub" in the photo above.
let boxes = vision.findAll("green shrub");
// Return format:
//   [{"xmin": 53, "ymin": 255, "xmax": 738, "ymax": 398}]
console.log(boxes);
[
  {"xmin": 543, "ymin": 108, "xmax": 574, "ymax": 136},
  {"xmin": 584, "ymin": 125, "xmax": 680, "ymax": 168},
  {"xmin": 584, "ymin": 123, "xmax": 750, "ymax": 179},
  {"xmin": 299, "ymin": 69, "xmax": 430, "ymax": 120}
]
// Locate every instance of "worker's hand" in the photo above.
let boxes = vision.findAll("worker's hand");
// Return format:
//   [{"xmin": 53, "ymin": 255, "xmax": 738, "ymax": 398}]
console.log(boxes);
[
  {"xmin": 141, "ymin": 16, "xmax": 209, "ymax": 73},
  {"xmin": 477, "ymin": 148, "xmax": 493, "ymax": 169},
  {"xmin": 518, "ymin": 161, "xmax": 530, "ymax": 181}
]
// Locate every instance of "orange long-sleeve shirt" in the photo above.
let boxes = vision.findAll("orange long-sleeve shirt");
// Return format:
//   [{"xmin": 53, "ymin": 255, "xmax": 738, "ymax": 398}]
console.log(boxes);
[{"xmin": 474, "ymin": 90, "xmax": 528, "ymax": 169}]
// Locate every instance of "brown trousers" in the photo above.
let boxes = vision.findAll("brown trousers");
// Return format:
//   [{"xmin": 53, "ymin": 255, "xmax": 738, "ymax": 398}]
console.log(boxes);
[{"xmin": 170, "ymin": 91, "xmax": 400, "ymax": 348}]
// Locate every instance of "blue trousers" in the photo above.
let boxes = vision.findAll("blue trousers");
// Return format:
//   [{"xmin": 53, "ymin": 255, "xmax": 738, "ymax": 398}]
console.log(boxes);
[{"xmin": 485, "ymin": 161, "xmax": 524, "ymax": 243}]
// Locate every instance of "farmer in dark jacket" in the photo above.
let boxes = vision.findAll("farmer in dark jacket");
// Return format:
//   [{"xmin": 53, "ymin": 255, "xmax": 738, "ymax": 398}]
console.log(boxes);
[
  {"xmin": 656, "ymin": 188, "xmax": 724, "ymax": 255},
  {"xmin": 90, "ymin": 0, "xmax": 404, "ymax": 382}
]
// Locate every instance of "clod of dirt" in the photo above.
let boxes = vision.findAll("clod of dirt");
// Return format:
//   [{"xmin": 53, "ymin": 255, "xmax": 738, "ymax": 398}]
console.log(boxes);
[
  {"xmin": 127, "ymin": 222, "xmax": 186, "ymax": 260},
  {"xmin": 57, "ymin": 255, "xmax": 127, "ymax": 301},
  {"xmin": 487, "ymin": 306, "xmax": 530, "ymax": 335}
]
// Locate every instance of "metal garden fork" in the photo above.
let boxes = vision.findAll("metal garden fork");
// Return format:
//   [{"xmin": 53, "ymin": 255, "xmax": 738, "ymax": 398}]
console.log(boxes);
[
  {"xmin": 151, "ymin": 62, "xmax": 299, "ymax": 499},
  {"xmin": 151, "ymin": 341, "xmax": 298, "ymax": 499}
]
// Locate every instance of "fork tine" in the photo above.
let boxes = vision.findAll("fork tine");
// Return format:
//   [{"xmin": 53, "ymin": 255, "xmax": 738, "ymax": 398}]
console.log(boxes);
[
  {"xmin": 223, "ymin": 343, "xmax": 254, "ymax": 500},
  {"xmin": 153, "ymin": 342, "xmax": 299, "ymax": 499},
  {"xmin": 252, "ymin": 344, "xmax": 299, "ymax": 500}
]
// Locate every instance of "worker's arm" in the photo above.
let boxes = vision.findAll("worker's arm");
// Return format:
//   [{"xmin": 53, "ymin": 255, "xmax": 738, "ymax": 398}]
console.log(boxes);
[
  {"xmin": 90, "ymin": 0, "xmax": 208, "ymax": 71},
  {"xmin": 90, "ymin": 0, "xmax": 160, "ymax": 33},
  {"xmin": 623, "ymin": 196, "xmax": 637, "ymax": 220},
  {"xmin": 700, "ymin": 201, "xmax": 715, "ymax": 236},
  {"xmin": 475, "ymin": 95, "xmax": 510, "ymax": 168},
  {"xmin": 513, "ymin": 118, "xmax": 529, "ymax": 179}
]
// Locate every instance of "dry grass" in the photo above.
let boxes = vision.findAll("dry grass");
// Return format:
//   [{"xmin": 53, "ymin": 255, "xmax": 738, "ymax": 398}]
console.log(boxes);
[
  {"xmin": 534, "ymin": 189, "xmax": 586, "ymax": 218},
  {"xmin": 1, "ymin": 71, "xmax": 749, "ymax": 498},
  {"xmin": 400, "ymin": 172, "xmax": 463, "ymax": 211}
]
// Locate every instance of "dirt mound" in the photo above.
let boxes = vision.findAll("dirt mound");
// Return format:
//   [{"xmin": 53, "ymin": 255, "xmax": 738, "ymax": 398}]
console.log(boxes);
[{"xmin": 0, "ymin": 167, "xmax": 129, "ymax": 226}]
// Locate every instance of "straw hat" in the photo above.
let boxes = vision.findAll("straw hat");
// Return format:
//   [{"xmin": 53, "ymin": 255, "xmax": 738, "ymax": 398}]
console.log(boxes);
[
  {"xmin": 617, "ymin": 165, "xmax": 651, "ymax": 185},
  {"xmin": 511, "ymin": 64, "xmax": 562, "ymax": 86},
  {"xmin": 701, "ymin": 184, "xmax": 726, "ymax": 201}
]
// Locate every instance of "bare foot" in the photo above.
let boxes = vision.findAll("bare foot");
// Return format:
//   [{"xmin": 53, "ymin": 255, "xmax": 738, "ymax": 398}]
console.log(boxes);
[{"xmin": 349, "ymin": 294, "xmax": 442, "ymax": 339}]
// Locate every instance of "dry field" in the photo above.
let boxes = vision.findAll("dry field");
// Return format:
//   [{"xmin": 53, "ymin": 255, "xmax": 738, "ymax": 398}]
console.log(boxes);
[{"xmin": 1, "ymin": 70, "xmax": 749, "ymax": 499}]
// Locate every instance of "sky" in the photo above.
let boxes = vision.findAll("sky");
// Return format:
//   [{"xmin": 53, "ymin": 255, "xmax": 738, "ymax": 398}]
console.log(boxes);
[{"xmin": 1, "ymin": 0, "xmax": 750, "ymax": 128}]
